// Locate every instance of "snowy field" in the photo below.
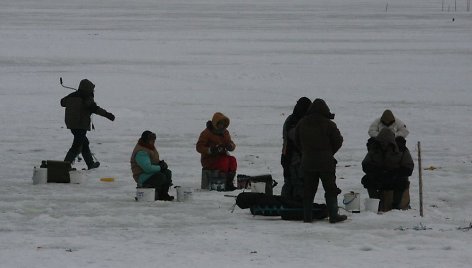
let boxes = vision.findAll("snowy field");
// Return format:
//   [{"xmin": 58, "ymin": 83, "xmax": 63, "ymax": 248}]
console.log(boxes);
[{"xmin": 1, "ymin": 0, "xmax": 472, "ymax": 267}]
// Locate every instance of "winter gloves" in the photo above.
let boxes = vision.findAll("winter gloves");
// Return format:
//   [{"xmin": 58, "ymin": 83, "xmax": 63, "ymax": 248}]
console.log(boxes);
[
  {"xmin": 105, "ymin": 112, "xmax": 115, "ymax": 121},
  {"xmin": 158, "ymin": 160, "xmax": 168, "ymax": 171},
  {"xmin": 395, "ymin": 136, "xmax": 406, "ymax": 151},
  {"xmin": 225, "ymin": 143, "xmax": 235, "ymax": 151},
  {"xmin": 209, "ymin": 144, "xmax": 232, "ymax": 155},
  {"xmin": 210, "ymin": 145, "xmax": 225, "ymax": 154}
]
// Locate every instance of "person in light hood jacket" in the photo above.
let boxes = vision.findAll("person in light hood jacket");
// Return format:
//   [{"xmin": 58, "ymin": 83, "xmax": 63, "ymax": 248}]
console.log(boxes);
[{"xmin": 367, "ymin": 109, "xmax": 409, "ymax": 151}]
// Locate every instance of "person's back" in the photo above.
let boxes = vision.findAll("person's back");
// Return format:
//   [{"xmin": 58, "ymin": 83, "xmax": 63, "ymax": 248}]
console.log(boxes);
[
  {"xmin": 364, "ymin": 129, "xmax": 403, "ymax": 172},
  {"xmin": 295, "ymin": 99, "xmax": 346, "ymax": 223},
  {"xmin": 281, "ymin": 97, "xmax": 311, "ymax": 200},
  {"xmin": 296, "ymin": 100, "xmax": 343, "ymax": 173}
]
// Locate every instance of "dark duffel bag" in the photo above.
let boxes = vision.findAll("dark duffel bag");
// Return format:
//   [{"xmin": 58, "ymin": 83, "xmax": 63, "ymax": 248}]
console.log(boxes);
[
  {"xmin": 236, "ymin": 192, "xmax": 279, "ymax": 209},
  {"xmin": 280, "ymin": 204, "xmax": 328, "ymax": 221}
]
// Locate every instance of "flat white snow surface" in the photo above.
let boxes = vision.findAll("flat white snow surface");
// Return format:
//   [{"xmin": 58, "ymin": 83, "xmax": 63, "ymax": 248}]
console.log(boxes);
[{"xmin": 1, "ymin": 0, "xmax": 471, "ymax": 267}]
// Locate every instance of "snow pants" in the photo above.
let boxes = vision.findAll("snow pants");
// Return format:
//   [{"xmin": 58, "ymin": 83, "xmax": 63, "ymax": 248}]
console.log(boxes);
[{"xmin": 209, "ymin": 155, "xmax": 237, "ymax": 173}]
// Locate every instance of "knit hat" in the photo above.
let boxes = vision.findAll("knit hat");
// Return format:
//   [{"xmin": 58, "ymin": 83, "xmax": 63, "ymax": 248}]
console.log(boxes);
[{"xmin": 140, "ymin": 130, "xmax": 156, "ymax": 143}]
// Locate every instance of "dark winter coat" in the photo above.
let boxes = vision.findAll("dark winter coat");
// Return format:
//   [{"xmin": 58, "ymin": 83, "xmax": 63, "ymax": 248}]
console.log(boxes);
[
  {"xmin": 294, "ymin": 99, "xmax": 343, "ymax": 173},
  {"xmin": 196, "ymin": 113, "xmax": 236, "ymax": 169},
  {"xmin": 362, "ymin": 128, "xmax": 414, "ymax": 191},
  {"xmin": 282, "ymin": 97, "xmax": 311, "ymax": 168},
  {"xmin": 60, "ymin": 79, "xmax": 111, "ymax": 130}
]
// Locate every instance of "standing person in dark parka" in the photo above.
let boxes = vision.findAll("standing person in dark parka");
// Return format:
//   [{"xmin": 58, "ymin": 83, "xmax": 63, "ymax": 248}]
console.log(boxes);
[
  {"xmin": 281, "ymin": 97, "xmax": 311, "ymax": 201},
  {"xmin": 61, "ymin": 79, "xmax": 115, "ymax": 169},
  {"xmin": 295, "ymin": 98, "xmax": 347, "ymax": 223}
]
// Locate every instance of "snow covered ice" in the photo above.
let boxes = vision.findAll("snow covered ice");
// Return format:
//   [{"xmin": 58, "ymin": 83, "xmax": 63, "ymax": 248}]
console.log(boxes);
[{"xmin": 1, "ymin": 0, "xmax": 472, "ymax": 267}]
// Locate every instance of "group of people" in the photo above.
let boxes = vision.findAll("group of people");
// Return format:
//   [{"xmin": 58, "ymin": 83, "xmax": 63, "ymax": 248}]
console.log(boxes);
[
  {"xmin": 61, "ymin": 79, "xmax": 414, "ymax": 223},
  {"xmin": 282, "ymin": 98, "xmax": 414, "ymax": 223},
  {"xmin": 60, "ymin": 79, "xmax": 239, "ymax": 201}
]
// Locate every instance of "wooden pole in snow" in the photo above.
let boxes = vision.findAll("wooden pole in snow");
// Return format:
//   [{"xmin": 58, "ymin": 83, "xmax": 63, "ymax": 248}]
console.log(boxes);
[{"xmin": 418, "ymin": 141, "xmax": 424, "ymax": 217}]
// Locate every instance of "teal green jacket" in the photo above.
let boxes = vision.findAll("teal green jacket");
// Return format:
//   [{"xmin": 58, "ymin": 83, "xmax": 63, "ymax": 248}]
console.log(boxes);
[{"xmin": 135, "ymin": 151, "xmax": 161, "ymax": 186}]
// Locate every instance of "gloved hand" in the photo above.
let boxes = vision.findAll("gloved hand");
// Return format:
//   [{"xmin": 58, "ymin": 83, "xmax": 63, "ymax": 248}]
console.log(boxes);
[
  {"xmin": 225, "ymin": 143, "xmax": 234, "ymax": 151},
  {"xmin": 105, "ymin": 112, "xmax": 115, "ymax": 121},
  {"xmin": 158, "ymin": 160, "xmax": 168, "ymax": 171},
  {"xmin": 210, "ymin": 145, "xmax": 225, "ymax": 154},
  {"xmin": 395, "ymin": 136, "xmax": 407, "ymax": 151}
]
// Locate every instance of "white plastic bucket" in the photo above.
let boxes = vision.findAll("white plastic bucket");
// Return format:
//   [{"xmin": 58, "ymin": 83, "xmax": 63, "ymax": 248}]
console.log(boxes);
[
  {"xmin": 343, "ymin": 192, "xmax": 360, "ymax": 213},
  {"xmin": 33, "ymin": 167, "xmax": 48, "ymax": 184},
  {"xmin": 32, "ymin": 167, "xmax": 47, "ymax": 185},
  {"xmin": 251, "ymin": 182, "xmax": 266, "ymax": 193},
  {"xmin": 69, "ymin": 170, "xmax": 83, "ymax": 184},
  {"xmin": 364, "ymin": 198, "xmax": 380, "ymax": 213},
  {"xmin": 136, "ymin": 188, "xmax": 155, "ymax": 202},
  {"xmin": 176, "ymin": 186, "xmax": 193, "ymax": 202}
]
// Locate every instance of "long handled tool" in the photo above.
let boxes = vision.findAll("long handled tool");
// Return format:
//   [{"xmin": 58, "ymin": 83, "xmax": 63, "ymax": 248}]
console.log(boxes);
[
  {"xmin": 60, "ymin": 77, "xmax": 77, "ymax": 91},
  {"xmin": 418, "ymin": 141, "xmax": 424, "ymax": 217}
]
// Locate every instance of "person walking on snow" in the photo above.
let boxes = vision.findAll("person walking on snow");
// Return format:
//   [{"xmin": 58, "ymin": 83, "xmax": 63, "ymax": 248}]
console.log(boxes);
[
  {"xmin": 130, "ymin": 131, "xmax": 174, "ymax": 201},
  {"xmin": 196, "ymin": 112, "xmax": 237, "ymax": 191},
  {"xmin": 295, "ymin": 99, "xmax": 347, "ymax": 223},
  {"xmin": 61, "ymin": 79, "xmax": 115, "ymax": 169}
]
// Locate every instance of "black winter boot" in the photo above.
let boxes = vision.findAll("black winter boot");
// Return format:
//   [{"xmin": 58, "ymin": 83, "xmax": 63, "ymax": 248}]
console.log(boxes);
[
  {"xmin": 157, "ymin": 185, "xmax": 174, "ymax": 201},
  {"xmin": 87, "ymin": 161, "xmax": 100, "ymax": 170},
  {"xmin": 157, "ymin": 191, "xmax": 174, "ymax": 201},
  {"xmin": 326, "ymin": 195, "xmax": 347, "ymax": 224},
  {"xmin": 224, "ymin": 172, "xmax": 237, "ymax": 191}
]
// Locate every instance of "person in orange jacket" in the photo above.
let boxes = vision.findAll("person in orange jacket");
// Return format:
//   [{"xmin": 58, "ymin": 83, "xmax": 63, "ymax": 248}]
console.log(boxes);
[{"xmin": 196, "ymin": 112, "xmax": 237, "ymax": 191}]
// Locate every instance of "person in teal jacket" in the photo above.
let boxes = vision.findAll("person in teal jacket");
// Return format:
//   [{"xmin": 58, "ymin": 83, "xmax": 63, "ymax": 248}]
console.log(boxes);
[{"xmin": 130, "ymin": 130, "xmax": 173, "ymax": 201}]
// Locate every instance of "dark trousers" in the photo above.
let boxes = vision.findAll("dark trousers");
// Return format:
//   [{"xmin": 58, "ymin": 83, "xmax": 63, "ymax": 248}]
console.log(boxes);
[
  {"xmin": 281, "ymin": 164, "xmax": 304, "ymax": 202},
  {"xmin": 142, "ymin": 169, "xmax": 173, "ymax": 191},
  {"xmin": 303, "ymin": 170, "xmax": 340, "ymax": 221},
  {"xmin": 64, "ymin": 129, "xmax": 94, "ymax": 167},
  {"xmin": 303, "ymin": 170, "xmax": 339, "ymax": 200}
]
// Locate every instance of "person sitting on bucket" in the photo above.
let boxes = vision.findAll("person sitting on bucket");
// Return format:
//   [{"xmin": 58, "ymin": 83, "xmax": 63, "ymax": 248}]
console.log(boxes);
[
  {"xmin": 61, "ymin": 79, "xmax": 115, "ymax": 170},
  {"xmin": 367, "ymin": 109, "xmax": 409, "ymax": 151},
  {"xmin": 361, "ymin": 128, "xmax": 414, "ymax": 212},
  {"xmin": 196, "ymin": 112, "xmax": 237, "ymax": 191},
  {"xmin": 130, "ymin": 131, "xmax": 174, "ymax": 201}
]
